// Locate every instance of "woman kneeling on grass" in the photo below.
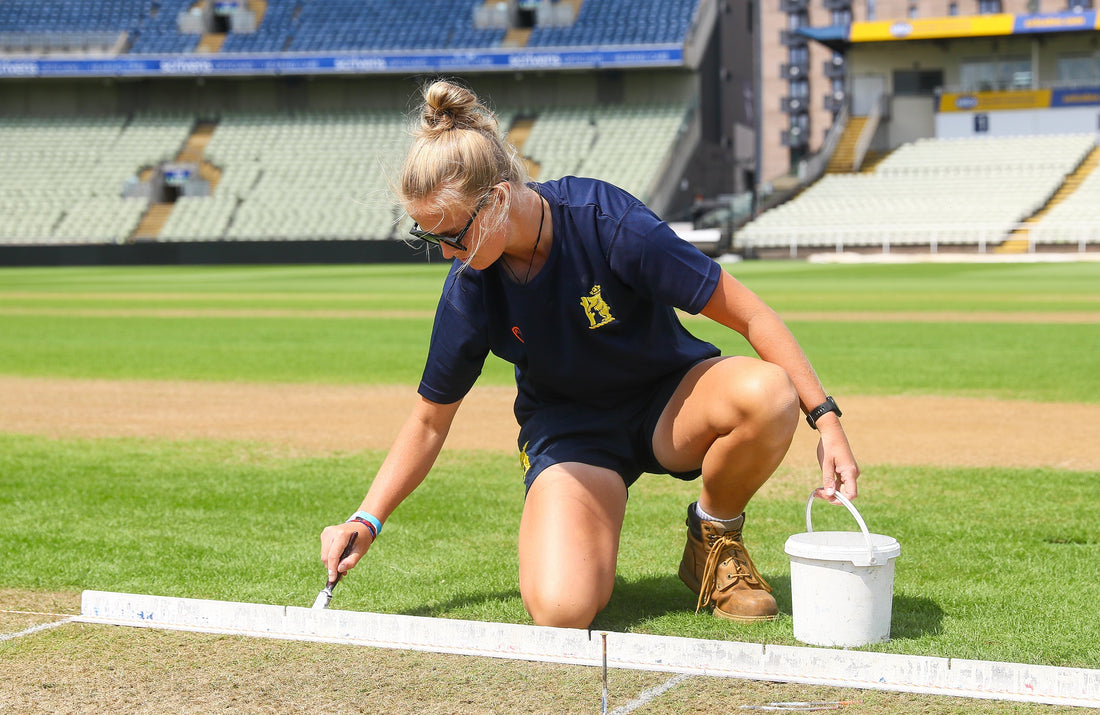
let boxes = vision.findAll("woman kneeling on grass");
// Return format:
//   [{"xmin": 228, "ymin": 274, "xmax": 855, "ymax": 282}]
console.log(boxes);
[{"xmin": 320, "ymin": 80, "xmax": 859, "ymax": 628}]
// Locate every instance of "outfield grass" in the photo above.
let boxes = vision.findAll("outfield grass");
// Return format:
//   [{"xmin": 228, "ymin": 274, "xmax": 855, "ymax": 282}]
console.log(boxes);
[
  {"xmin": 0, "ymin": 261, "xmax": 1098, "ymax": 674},
  {"xmin": 0, "ymin": 262, "xmax": 1097, "ymax": 401}
]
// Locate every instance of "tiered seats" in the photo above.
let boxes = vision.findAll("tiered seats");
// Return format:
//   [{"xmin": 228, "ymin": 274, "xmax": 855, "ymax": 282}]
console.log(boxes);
[
  {"xmin": 1030, "ymin": 159, "xmax": 1100, "ymax": 244},
  {"xmin": 218, "ymin": 2, "xmax": 298, "ymax": 53},
  {"xmin": 128, "ymin": 0, "xmax": 200, "ymax": 54},
  {"xmin": 162, "ymin": 103, "xmax": 683, "ymax": 242},
  {"xmin": 522, "ymin": 102, "xmax": 688, "ymax": 203},
  {"xmin": 522, "ymin": 106, "xmax": 597, "ymax": 180},
  {"xmin": 528, "ymin": 0, "xmax": 700, "ymax": 47},
  {"xmin": 162, "ymin": 110, "xmax": 412, "ymax": 241},
  {"xmin": 578, "ymin": 103, "xmax": 687, "ymax": 200},
  {"xmin": 0, "ymin": 0, "xmax": 151, "ymax": 33},
  {"xmin": 220, "ymin": 0, "xmax": 505, "ymax": 53},
  {"xmin": 0, "ymin": 0, "xmax": 697, "ymax": 55},
  {"xmin": 0, "ymin": 113, "xmax": 193, "ymax": 244},
  {"xmin": 737, "ymin": 134, "xmax": 1098, "ymax": 251},
  {"xmin": 0, "ymin": 0, "xmax": 198, "ymax": 54},
  {"xmin": 281, "ymin": 0, "xmax": 504, "ymax": 52},
  {"xmin": 0, "ymin": 102, "xmax": 687, "ymax": 244}
]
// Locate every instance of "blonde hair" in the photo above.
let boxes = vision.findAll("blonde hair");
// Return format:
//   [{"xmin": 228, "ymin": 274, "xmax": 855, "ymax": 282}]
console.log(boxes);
[{"xmin": 400, "ymin": 80, "xmax": 528, "ymax": 236}]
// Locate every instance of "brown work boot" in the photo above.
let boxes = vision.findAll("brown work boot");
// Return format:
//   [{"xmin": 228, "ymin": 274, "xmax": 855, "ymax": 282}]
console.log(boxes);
[{"xmin": 678, "ymin": 503, "xmax": 778, "ymax": 622}]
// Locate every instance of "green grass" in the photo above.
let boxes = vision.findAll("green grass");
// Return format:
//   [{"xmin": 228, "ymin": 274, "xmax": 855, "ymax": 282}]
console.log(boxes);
[
  {"xmin": 1, "ymin": 261, "xmax": 1098, "ymax": 672},
  {"xmin": 0, "ymin": 434, "xmax": 1096, "ymax": 668},
  {"xmin": 3, "ymin": 262, "xmax": 1099, "ymax": 311},
  {"xmin": 729, "ymin": 260, "xmax": 1100, "ymax": 313},
  {"xmin": 0, "ymin": 263, "xmax": 1097, "ymax": 399}
]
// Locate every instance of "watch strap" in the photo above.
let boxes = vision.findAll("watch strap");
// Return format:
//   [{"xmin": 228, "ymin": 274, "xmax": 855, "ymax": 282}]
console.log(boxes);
[{"xmin": 806, "ymin": 396, "xmax": 841, "ymax": 429}]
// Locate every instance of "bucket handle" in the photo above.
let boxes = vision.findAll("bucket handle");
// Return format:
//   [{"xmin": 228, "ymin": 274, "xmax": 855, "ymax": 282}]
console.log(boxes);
[{"xmin": 805, "ymin": 488, "xmax": 879, "ymax": 566}]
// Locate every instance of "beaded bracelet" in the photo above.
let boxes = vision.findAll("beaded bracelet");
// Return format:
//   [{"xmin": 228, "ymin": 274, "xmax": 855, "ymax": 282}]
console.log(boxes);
[{"xmin": 346, "ymin": 510, "xmax": 382, "ymax": 539}]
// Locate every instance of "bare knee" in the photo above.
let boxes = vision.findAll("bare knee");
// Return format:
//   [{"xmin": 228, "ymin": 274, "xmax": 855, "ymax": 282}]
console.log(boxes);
[
  {"xmin": 721, "ymin": 358, "xmax": 799, "ymax": 437},
  {"xmin": 523, "ymin": 586, "xmax": 608, "ymax": 629},
  {"xmin": 517, "ymin": 466, "xmax": 625, "ymax": 629},
  {"xmin": 745, "ymin": 360, "xmax": 799, "ymax": 424}
]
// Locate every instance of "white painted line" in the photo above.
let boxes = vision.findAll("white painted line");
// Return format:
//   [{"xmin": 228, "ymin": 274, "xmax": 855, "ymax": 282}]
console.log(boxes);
[
  {"xmin": 609, "ymin": 673, "xmax": 691, "ymax": 715},
  {"xmin": 1, "ymin": 617, "xmax": 75, "ymax": 642},
  {"xmin": 77, "ymin": 591, "xmax": 1100, "ymax": 709}
]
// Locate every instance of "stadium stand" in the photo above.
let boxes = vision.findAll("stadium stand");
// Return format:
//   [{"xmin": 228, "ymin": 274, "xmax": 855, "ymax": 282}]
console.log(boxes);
[
  {"xmin": 0, "ymin": 0, "xmax": 151, "ymax": 34},
  {"xmin": 736, "ymin": 134, "xmax": 1099, "ymax": 253},
  {"xmin": 1028, "ymin": 147, "xmax": 1100, "ymax": 247},
  {"xmin": 523, "ymin": 103, "xmax": 689, "ymax": 201},
  {"xmin": 279, "ymin": 0, "xmax": 506, "ymax": 53},
  {"xmin": 0, "ymin": 112, "xmax": 194, "ymax": 244},
  {"xmin": 527, "ymin": 0, "xmax": 699, "ymax": 47},
  {"xmin": 186, "ymin": 109, "xmax": 411, "ymax": 241},
  {"xmin": 128, "ymin": 0, "xmax": 200, "ymax": 54},
  {"xmin": 0, "ymin": 89, "xmax": 689, "ymax": 244},
  {"xmin": 0, "ymin": 0, "xmax": 200, "ymax": 54},
  {"xmin": 0, "ymin": 0, "xmax": 700, "ymax": 55},
  {"xmin": 0, "ymin": 0, "xmax": 704, "ymax": 250},
  {"xmin": 154, "ymin": 101, "xmax": 688, "ymax": 242}
]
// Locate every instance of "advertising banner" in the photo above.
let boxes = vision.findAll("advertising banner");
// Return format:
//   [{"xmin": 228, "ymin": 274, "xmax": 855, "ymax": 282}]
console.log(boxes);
[{"xmin": 0, "ymin": 47, "xmax": 684, "ymax": 79}]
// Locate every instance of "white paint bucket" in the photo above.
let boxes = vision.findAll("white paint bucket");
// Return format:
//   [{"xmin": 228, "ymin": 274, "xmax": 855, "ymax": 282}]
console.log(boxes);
[{"xmin": 784, "ymin": 489, "xmax": 901, "ymax": 647}]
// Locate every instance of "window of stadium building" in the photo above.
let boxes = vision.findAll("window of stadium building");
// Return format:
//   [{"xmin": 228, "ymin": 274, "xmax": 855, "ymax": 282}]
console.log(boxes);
[
  {"xmin": 978, "ymin": 0, "xmax": 1002, "ymax": 12},
  {"xmin": 894, "ymin": 69, "xmax": 944, "ymax": 96},
  {"xmin": 1057, "ymin": 55, "xmax": 1100, "ymax": 85},
  {"xmin": 1067, "ymin": 0, "xmax": 1093, "ymax": 10},
  {"xmin": 960, "ymin": 57, "xmax": 1030, "ymax": 91}
]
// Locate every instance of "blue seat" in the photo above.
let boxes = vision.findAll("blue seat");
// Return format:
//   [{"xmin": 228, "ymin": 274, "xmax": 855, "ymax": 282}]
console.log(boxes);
[{"xmin": 0, "ymin": 0, "xmax": 694, "ymax": 55}]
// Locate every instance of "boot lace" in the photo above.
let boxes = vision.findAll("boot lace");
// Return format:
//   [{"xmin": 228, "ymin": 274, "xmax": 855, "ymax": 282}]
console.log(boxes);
[{"xmin": 696, "ymin": 531, "xmax": 773, "ymax": 613}]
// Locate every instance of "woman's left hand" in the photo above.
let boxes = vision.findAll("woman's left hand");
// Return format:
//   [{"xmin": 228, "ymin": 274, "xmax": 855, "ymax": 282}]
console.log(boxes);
[{"xmin": 815, "ymin": 420, "xmax": 859, "ymax": 504}]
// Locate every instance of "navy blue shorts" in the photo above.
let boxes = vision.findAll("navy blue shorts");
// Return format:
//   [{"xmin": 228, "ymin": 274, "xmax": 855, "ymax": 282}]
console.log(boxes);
[{"xmin": 517, "ymin": 362, "xmax": 705, "ymax": 493}]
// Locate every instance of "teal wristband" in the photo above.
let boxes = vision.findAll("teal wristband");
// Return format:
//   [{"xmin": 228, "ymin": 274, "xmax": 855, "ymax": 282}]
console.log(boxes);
[{"xmin": 346, "ymin": 510, "xmax": 382, "ymax": 537}]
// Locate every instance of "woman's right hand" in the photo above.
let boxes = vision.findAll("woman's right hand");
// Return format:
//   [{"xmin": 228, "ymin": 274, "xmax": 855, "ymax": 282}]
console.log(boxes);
[{"xmin": 319, "ymin": 522, "xmax": 372, "ymax": 583}]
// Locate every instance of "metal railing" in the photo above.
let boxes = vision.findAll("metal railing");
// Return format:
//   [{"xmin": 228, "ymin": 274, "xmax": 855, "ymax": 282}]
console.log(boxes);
[{"xmin": 735, "ymin": 220, "xmax": 1099, "ymax": 257}]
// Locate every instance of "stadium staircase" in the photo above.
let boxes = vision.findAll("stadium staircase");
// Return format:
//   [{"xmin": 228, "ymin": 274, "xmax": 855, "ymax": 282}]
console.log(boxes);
[
  {"xmin": 859, "ymin": 149, "xmax": 889, "ymax": 173},
  {"xmin": 503, "ymin": 28, "xmax": 532, "ymax": 47},
  {"xmin": 251, "ymin": 0, "xmax": 269, "ymax": 24},
  {"xmin": 196, "ymin": 33, "xmax": 228, "ymax": 53},
  {"xmin": 130, "ymin": 120, "xmax": 222, "ymax": 241},
  {"xmin": 825, "ymin": 117, "xmax": 868, "ymax": 173},
  {"xmin": 996, "ymin": 145, "xmax": 1100, "ymax": 253},
  {"xmin": 506, "ymin": 117, "xmax": 541, "ymax": 178},
  {"xmin": 131, "ymin": 203, "xmax": 174, "ymax": 240}
]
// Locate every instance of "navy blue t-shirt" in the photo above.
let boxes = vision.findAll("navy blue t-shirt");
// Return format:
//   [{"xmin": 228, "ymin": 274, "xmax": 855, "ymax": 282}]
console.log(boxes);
[{"xmin": 417, "ymin": 176, "xmax": 723, "ymax": 424}]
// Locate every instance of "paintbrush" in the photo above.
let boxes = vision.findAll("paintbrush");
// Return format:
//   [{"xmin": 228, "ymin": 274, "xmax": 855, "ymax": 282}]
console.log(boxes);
[{"xmin": 312, "ymin": 531, "xmax": 358, "ymax": 610}]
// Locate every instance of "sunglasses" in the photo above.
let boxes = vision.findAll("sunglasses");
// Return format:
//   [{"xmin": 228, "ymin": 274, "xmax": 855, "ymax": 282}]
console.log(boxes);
[{"xmin": 409, "ymin": 195, "xmax": 490, "ymax": 251}]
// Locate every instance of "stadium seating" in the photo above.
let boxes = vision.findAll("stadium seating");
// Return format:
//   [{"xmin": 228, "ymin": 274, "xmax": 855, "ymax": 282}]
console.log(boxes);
[
  {"xmin": 737, "ymin": 134, "xmax": 1098, "ymax": 252},
  {"xmin": 0, "ymin": 0, "xmax": 200, "ymax": 54},
  {"xmin": 522, "ymin": 102, "xmax": 687, "ymax": 200},
  {"xmin": 184, "ymin": 109, "xmax": 412, "ymax": 241},
  {"xmin": 278, "ymin": 0, "xmax": 505, "ymax": 53},
  {"xmin": 127, "ymin": 0, "xmax": 200, "ymax": 54},
  {"xmin": 0, "ymin": 0, "xmax": 699, "ymax": 55},
  {"xmin": 0, "ymin": 113, "xmax": 194, "ymax": 244},
  {"xmin": 0, "ymin": 0, "xmax": 152, "ymax": 33},
  {"xmin": 0, "ymin": 99, "xmax": 688, "ymax": 244},
  {"xmin": 1030, "ymin": 159, "xmax": 1100, "ymax": 245},
  {"xmin": 528, "ymin": 0, "xmax": 700, "ymax": 47}
]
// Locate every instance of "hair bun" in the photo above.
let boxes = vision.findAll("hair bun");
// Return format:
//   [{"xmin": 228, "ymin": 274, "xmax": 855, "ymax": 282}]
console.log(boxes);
[{"xmin": 420, "ymin": 80, "xmax": 495, "ymax": 135}]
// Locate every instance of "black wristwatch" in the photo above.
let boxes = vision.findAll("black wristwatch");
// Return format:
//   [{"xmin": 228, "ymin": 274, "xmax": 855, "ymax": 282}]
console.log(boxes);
[{"xmin": 806, "ymin": 396, "xmax": 842, "ymax": 429}]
